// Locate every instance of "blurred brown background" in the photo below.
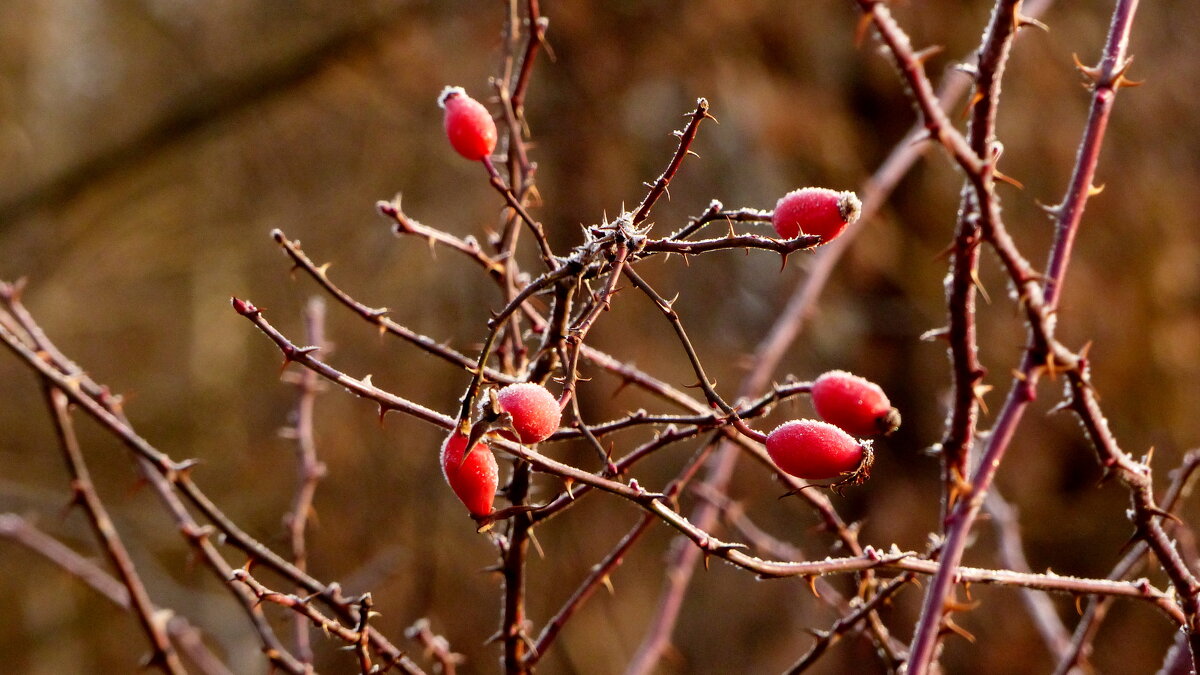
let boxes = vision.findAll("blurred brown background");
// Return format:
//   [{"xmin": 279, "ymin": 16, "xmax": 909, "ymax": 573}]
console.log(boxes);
[{"xmin": 1, "ymin": 1, "xmax": 1199, "ymax": 673}]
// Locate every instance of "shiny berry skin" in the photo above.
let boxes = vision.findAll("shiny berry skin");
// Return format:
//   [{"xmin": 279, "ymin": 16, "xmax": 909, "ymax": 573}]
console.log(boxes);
[
  {"xmin": 765, "ymin": 419, "xmax": 867, "ymax": 480},
  {"xmin": 440, "ymin": 432, "xmax": 499, "ymax": 517},
  {"xmin": 811, "ymin": 370, "xmax": 901, "ymax": 437},
  {"xmin": 771, "ymin": 188, "xmax": 861, "ymax": 243},
  {"xmin": 438, "ymin": 86, "xmax": 497, "ymax": 161},
  {"xmin": 496, "ymin": 383, "xmax": 561, "ymax": 445}
]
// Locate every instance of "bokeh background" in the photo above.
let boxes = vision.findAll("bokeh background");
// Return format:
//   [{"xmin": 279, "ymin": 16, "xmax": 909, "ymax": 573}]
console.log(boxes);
[{"xmin": 2, "ymin": 1, "xmax": 1199, "ymax": 673}]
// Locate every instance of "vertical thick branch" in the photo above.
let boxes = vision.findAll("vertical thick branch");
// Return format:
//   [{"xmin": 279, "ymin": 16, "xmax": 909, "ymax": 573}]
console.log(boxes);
[
  {"xmin": 937, "ymin": 0, "xmax": 1021, "ymax": 515},
  {"xmin": 906, "ymin": 1, "xmax": 1144, "ymax": 672}
]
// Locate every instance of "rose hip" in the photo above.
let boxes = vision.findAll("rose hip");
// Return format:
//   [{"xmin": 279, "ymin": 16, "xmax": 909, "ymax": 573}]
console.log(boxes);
[
  {"xmin": 440, "ymin": 431, "xmax": 499, "ymax": 517},
  {"xmin": 771, "ymin": 187, "xmax": 861, "ymax": 243},
  {"xmin": 811, "ymin": 370, "xmax": 901, "ymax": 437},
  {"xmin": 439, "ymin": 86, "xmax": 497, "ymax": 161},
  {"xmin": 765, "ymin": 419, "xmax": 871, "ymax": 483},
  {"xmin": 495, "ymin": 383, "xmax": 561, "ymax": 445}
]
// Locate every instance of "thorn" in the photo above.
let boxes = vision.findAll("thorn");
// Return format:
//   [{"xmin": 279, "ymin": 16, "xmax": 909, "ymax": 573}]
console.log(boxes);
[
  {"xmin": 854, "ymin": 12, "xmax": 873, "ymax": 48},
  {"xmin": 1145, "ymin": 505, "xmax": 1183, "ymax": 526},
  {"xmin": 1087, "ymin": 183, "xmax": 1106, "ymax": 197},
  {"xmin": 931, "ymin": 240, "xmax": 957, "ymax": 263},
  {"xmin": 914, "ymin": 44, "xmax": 944, "ymax": 66},
  {"xmin": 806, "ymin": 575, "xmax": 821, "ymax": 598},
  {"xmin": 969, "ymin": 267, "xmax": 992, "ymax": 305},
  {"xmin": 946, "ymin": 466, "xmax": 973, "ymax": 509},
  {"xmin": 972, "ymin": 383, "xmax": 993, "ymax": 414},
  {"xmin": 601, "ymin": 574, "xmax": 615, "ymax": 595},
  {"xmin": 942, "ymin": 616, "xmax": 977, "ymax": 643},
  {"xmin": 1047, "ymin": 399, "xmax": 1072, "ymax": 415},
  {"xmin": 529, "ymin": 529, "xmax": 546, "ymax": 559},
  {"xmin": 994, "ymin": 170, "xmax": 1024, "ymax": 190},
  {"xmin": 1078, "ymin": 340, "xmax": 1094, "ymax": 362},
  {"xmin": 1111, "ymin": 56, "xmax": 1143, "ymax": 89},
  {"xmin": 1035, "ymin": 199, "xmax": 1062, "ymax": 217},
  {"xmin": 920, "ymin": 327, "xmax": 951, "ymax": 342},
  {"xmin": 1115, "ymin": 73, "xmax": 1145, "ymax": 89},
  {"xmin": 1073, "ymin": 53, "xmax": 1102, "ymax": 89},
  {"xmin": 961, "ymin": 89, "xmax": 985, "ymax": 120},
  {"xmin": 1016, "ymin": 14, "xmax": 1049, "ymax": 32}
]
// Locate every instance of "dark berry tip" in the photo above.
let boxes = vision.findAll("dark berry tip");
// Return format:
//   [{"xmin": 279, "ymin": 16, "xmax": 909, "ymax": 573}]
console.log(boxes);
[{"xmin": 878, "ymin": 407, "xmax": 902, "ymax": 436}]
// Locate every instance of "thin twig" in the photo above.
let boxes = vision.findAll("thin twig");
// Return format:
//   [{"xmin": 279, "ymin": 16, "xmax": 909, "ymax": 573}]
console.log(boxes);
[
  {"xmin": 784, "ymin": 574, "xmax": 915, "ymax": 674},
  {"xmin": 272, "ymin": 228, "xmax": 517, "ymax": 385},
  {"xmin": 2, "ymin": 286, "xmax": 310, "ymax": 673},
  {"xmin": 42, "ymin": 387, "xmax": 186, "ymax": 674},
  {"xmin": 282, "ymin": 296, "xmax": 329, "ymax": 665},
  {"xmin": 406, "ymin": 619, "xmax": 464, "ymax": 675},
  {"xmin": 630, "ymin": 99, "xmax": 715, "ymax": 228},
  {"xmin": 0, "ymin": 295, "xmax": 421, "ymax": 673},
  {"xmin": 0, "ymin": 514, "xmax": 233, "ymax": 675},
  {"xmin": 524, "ymin": 438, "xmax": 722, "ymax": 668},
  {"xmin": 1053, "ymin": 450, "xmax": 1200, "ymax": 675}
]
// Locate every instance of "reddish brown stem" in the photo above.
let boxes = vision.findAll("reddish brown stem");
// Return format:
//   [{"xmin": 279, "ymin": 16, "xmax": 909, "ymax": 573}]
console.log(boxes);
[{"xmin": 283, "ymin": 296, "xmax": 329, "ymax": 665}]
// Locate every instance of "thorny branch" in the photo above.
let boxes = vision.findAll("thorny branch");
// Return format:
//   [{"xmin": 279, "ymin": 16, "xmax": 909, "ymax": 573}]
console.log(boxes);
[
  {"xmin": 1, "ymin": 1, "xmax": 1191, "ymax": 673},
  {"xmin": 2, "ymin": 286, "xmax": 421, "ymax": 674},
  {"xmin": 850, "ymin": 0, "xmax": 1192, "ymax": 672},
  {"xmin": 42, "ymin": 387, "xmax": 186, "ymax": 674},
  {"xmin": 0, "ymin": 514, "xmax": 232, "ymax": 675}
]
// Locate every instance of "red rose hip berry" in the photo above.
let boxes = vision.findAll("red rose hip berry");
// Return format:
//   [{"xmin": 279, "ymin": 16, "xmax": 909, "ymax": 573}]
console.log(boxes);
[
  {"xmin": 771, "ymin": 188, "xmax": 861, "ymax": 243},
  {"xmin": 496, "ymin": 383, "xmax": 561, "ymax": 445},
  {"xmin": 766, "ymin": 419, "xmax": 871, "ymax": 483},
  {"xmin": 440, "ymin": 431, "xmax": 499, "ymax": 517},
  {"xmin": 811, "ymin": 370, "xmax": 901, "ymax": 437},
  {"xmin": 439, "ymin": 86, "xmax": 497, "ymax": 161}
]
